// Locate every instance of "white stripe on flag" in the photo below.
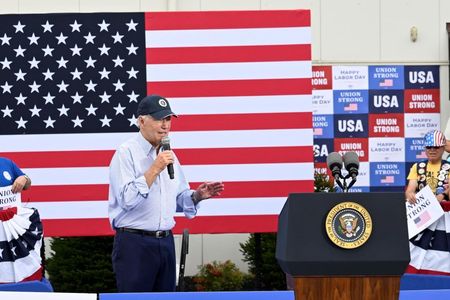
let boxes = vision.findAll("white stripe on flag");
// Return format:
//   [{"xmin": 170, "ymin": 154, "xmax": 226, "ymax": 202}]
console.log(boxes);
[
  {"xmin": 195, "ymin": 197, "xmax": 286, "ymax": 216},
  {"xmin": 146, "ymin": 61, "xmax": 312, "ymax": 81},
  {"xmin": 146, "ymin": 27, "xmax": 311, "ymax": 47},
  {"xmin": 1, "ymin": 129, "xmax": 313, "ymax": 151},
  {"xmin": 24, "ymin": 162, "xmax": 314, "ymax": 185},
  {"xmin": 169, "ymin": 95, "xmax": 313, "ymax": 115},
  {"xmin": 26, "ymin": 197, "xmax": 287, "ymax": 219}
]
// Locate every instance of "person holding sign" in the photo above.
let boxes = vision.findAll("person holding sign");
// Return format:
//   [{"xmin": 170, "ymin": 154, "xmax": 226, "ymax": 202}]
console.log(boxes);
[
  {"xmin": 405, "ymin": 130, "xmax": 449, "ymax": 204},
  {"xmin": 0, "ymin": 157, "xmax": 31, "ymax": 195},
  {"xmin": 0, "ymin": 157, "xmax": 43, "ymax": 284}
]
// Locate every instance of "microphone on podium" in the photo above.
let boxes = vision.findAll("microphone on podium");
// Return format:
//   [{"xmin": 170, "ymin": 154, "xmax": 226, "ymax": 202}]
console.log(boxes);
[
  {"xmin": 326, "ymin": 152, "xmax": 344, "ymax": 180},
  {"xmin": 343, "ymin": 151, "xmax": 359, "ymax": 179},
  {"xmin": 161, "ymin": 136, "xmax": 175, "ymax": 180},
  {"xmin": 326, "ymin": 152, "xmax": 344, "ymax": 191},
  {"xmin": 326, "ymin": 151, "xmax": 360, "ymax": 192}
]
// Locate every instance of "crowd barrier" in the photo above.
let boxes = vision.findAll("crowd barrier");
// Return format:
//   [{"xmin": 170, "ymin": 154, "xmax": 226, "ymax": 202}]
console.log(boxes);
[
  {"xmin": 1, "ymin": 274, "xmax": 450, "ymax": 299},
  {"xmin": 99, "ymin": 291, "xmax": 294, "ymax": 300},
  {"xmin": 0, "ymin": 278, "xmax": 53, "ymax": 292},
  {"xmin": 1, "ymin": 288, "xmax": 450, "ymax": 300},
  {"xmin": 401, "ymin": 274, "xmax": 450, "ymax": 290},
  {"xmin": 97, "ymin": 290, "xmax": 450, "ymax": 300},
  {"xmin": 0, "ymin": 291, "xmax": 95, "ymax": 300}
]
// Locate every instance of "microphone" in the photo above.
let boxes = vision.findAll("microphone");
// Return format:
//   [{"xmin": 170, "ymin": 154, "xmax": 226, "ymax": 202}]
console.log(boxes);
[
  {"xmin": 343, "ymin": 151, "xmax": 359, "ymax": 179},
  {"xmin": 326, "ymin": 152, "xmax": 343, "ymax": 179},
  {"xmin": 161, "ymin": 136, "xmax": 174, "ymax": 180}
]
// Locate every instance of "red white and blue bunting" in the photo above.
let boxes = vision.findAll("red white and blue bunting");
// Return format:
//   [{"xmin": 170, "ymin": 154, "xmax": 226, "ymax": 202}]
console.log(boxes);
[
  {"xmin": 0, "ymin": 206, "xmax": 43, "ymax": 283},
  {"xmin": 408, "ymin": 202, "xmax": 450, "ymax": 275}
]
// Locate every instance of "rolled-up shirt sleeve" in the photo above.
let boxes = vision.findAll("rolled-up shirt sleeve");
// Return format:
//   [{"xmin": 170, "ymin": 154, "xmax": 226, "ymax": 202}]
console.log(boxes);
[
  {"xmin": 109, "ymin": 146, "xmax": 155, "ymax": 211},
  {"xmin": 177, "ymin": 189, "xmax": 198, "ymax": 219},
  {"xmin": 174, "ymin": 160, "xmax": 199, "ymax": 219}
]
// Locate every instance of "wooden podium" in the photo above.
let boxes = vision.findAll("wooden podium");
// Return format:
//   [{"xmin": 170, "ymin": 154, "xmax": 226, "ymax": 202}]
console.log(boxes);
[{"xmin": 276, "ymin": 192, "xmax": 410, "ymax": 300}]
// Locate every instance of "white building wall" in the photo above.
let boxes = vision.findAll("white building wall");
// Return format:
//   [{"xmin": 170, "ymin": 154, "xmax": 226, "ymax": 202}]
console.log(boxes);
[{"xmin": 4, "ymin": 0, "xmax": 450, "ymax": 276}]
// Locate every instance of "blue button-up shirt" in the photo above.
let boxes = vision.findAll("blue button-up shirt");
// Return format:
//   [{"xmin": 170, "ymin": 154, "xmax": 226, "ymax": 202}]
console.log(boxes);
[{"xmin": 108, "ymin": 132, "xmax": 197, "ymax": 231}]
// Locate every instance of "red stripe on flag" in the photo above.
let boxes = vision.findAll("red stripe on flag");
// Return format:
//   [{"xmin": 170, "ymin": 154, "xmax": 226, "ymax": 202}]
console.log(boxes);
[
  {"xmin": 43, "ymin": 218, "xmax": 114, "ymax": 237},
  {"xmin": 190, "ymin": 180, "xmax": 314, "ymax": 198},
  {"xmin": 0, "ymin": 151, "xmax": 114, "ymax": 168},
  {"xmin": 22, "ymin": 184, "xmax": 108, "ymax": 202},
  {"xmin": 5, "ymin": 146, "xmax": 312, "ymax": 168},
  {"xmin": 148, "ymin": 78, "xmax": 312, "ymax": 98},
  {"xmin": 146, "ymin": 45, "xmax": 311, "ymax": 64},
  {"xmin": 177, "ymin": 146, "xmax": 313, "ymax": 165},
  {"xmin": 172, "ymin": 112, "xmax": 312, "ymax": 131},
  {"xmin": 145, "ymin": 10, "xmax": 310, "ymax": 30},
  {"xmin": 42, "ymin": 215, "xmax": 279, "ymax": 236},
  {"xmin": 174, "ymin": 215, "xmax": 279, "ymax": 234},
  {"xmin": 23, "ymin": 180, "xmax": 313, "ymax": 202}
]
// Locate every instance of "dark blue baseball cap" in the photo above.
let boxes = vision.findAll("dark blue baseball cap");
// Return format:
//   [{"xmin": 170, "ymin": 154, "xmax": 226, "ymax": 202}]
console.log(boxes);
[{"xmin": 136, "ymin": 95, "xmax": 177, "ymax": 120}]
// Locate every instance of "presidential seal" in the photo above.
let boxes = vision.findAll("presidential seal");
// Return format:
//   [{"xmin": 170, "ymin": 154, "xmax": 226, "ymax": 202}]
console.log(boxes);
[{"xmin": 325, "ymin": 202, "xmax": 372, "ymax": 249}]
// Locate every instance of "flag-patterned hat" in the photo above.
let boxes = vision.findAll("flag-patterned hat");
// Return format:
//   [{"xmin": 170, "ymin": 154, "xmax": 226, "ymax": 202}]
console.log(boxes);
[{"xmin": 424, "ymin": 130, "xmax": 446, "ymax": 147}]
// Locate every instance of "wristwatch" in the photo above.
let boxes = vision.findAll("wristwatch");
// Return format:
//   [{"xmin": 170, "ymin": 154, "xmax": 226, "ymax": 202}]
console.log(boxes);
[
  {"xmin": 191, "ymin": 192, "xmax": 200, "ymax": 205},
  {"xmin": 23, "ymin": 174, "xmax": 31, "ymax": 184}
]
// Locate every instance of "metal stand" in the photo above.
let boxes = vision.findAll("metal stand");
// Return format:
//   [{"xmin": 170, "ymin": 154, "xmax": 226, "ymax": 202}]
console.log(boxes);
[
  {"xmin": 176, "ymin": 229, "xmax": 189, "ymax": 292},
  {"xmin": 334, "ymin": 173, "xmax": 357, "ymax": 193}
]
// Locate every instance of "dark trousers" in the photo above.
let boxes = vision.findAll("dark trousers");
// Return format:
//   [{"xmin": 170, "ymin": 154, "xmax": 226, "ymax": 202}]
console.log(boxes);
[{"xmin": 112, "ymin": 230, "xmax": 176, "ymax": 292}]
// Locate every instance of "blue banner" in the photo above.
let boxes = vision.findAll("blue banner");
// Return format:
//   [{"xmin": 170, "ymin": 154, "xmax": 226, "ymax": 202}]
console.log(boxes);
[
  {"xmin": 370, "ymin": 162, "xmax": 405, "ymax": 187},
  {"xmin": 314, "ymin": 139, "xmax": 334, "ymax": 163},
  {"xmin": 404, "ymin": 65, "xmax": 439, "ymax": 89},
  {"xmin": 369, "ymin": 90, "xmax": 404, "ymax": 113},
  {"xmin": 313, "ymin": 115, "xmax": 334, "ymax": 138},
  {"xmin": 369, "ymin": 65, "xmax": 404, "ymax": 89},
  {"xmin": 333, "ymin": 90, "xmax": 369, "ymax": 114},
  {"xmin": 333, "ymin": 114, "xmax": 368, "ymax": 138}
]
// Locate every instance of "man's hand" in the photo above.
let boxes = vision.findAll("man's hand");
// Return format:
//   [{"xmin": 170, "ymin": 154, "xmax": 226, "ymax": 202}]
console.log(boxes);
[
  {"xmin": 193, "ymin": 182, "xmax": 225, "ymax": 203},
  {"xmin": 12, "ymin": 175, "xmax": 29, "ymax": 193},
  {"xmin": 151, "ymin": 150, "xmax": 174, "ymax": 174},
  {"xmin": 144, "ymin": 150, "xmax": 174, "ymax": 187}
]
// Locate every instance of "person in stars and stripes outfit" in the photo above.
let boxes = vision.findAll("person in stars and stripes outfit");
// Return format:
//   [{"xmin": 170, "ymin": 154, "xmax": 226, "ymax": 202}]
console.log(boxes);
[
  {"xmin": 108, "ymin": 95, "xmax": 224, "ymax": 292},
  {"xmin": 405, "ymin": 130, "xmax": 450, "ymax": 205}
]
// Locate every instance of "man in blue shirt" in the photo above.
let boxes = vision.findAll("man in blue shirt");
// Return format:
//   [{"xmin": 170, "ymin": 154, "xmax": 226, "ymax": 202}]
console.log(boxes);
[{"xmin": 108, "ymin": 94, "xmax": 224, "ymax": 292}]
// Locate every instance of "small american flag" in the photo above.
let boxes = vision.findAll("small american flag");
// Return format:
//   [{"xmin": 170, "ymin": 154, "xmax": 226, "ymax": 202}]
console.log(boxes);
[
  {"xmin": 0, "ymin": 11, "xmax": 314, "ymax": 236},
  {"xmin": 313, "ymin": 127, "xmax": 323, "ymax": 136},
  {"xmin": 380, "ymin": 176, "xmax": 395, "ymax": 184},
  {"xmin": 379, "ymin": 79, "xmax": 393, "ymax": 87},
  {"xmin": 416, "ymin": 151, "xmax": 427, "ymax": 159},
  {"xmin": 414, "ymin": 211, "xmax": 431, "ymax": 228},
  {"xmin": 344, "ymin": 103, "xmax": 358, "ymax": 111}
]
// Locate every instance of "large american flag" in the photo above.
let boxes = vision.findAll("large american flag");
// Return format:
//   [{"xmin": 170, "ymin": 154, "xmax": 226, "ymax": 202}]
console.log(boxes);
[{"xmin": 0, "ymin": 10, "xmax": 313, "ymax": 236}]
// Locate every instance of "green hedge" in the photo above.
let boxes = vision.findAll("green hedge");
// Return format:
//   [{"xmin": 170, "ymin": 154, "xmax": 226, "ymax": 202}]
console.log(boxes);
[{"xmin": 46, "ymin": 237, "xmax": 116, "ymax": 293}]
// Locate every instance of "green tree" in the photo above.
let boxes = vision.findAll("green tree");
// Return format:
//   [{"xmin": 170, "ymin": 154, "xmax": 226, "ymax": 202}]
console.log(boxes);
[
  {"xmin": 46, "ymin": 237, "xmax": 116, "ymax": 293},
  {"xmin": 240, "ymin": 233, "xmax": 286, "ymax": 290}
]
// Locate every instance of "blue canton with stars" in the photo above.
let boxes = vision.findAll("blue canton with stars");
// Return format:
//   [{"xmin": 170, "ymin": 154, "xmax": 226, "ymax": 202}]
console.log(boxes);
[{"xmin": 0, "ymin": 13, "xmax": 147, "ymax": 134}]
